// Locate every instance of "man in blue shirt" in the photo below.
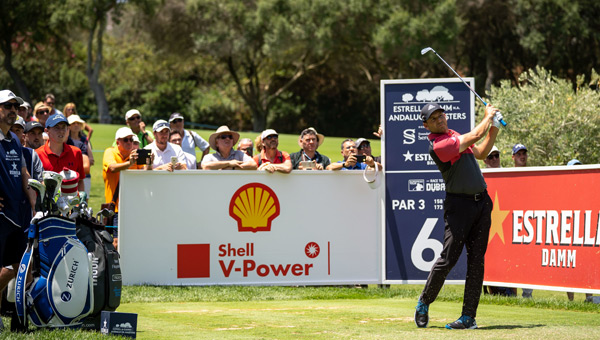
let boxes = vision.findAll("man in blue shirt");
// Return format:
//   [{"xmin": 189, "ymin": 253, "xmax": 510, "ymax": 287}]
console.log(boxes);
[
  {"xmin": 327, "ymin": 138, "xmax": 375, "ymax": 170},
  {"xmin": 0, "ymin": 90, "xmax": 37, "ymax": 319}
]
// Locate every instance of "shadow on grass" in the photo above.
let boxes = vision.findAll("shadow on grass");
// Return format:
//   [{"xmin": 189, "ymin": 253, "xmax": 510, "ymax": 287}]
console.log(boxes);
[
  {"xmin": 479, "ymin": 324, "xmax": 545, "ymax": 330},
  {"xmin": 427, "ymin": 324, "xmax": 545, "ymax": 330}
]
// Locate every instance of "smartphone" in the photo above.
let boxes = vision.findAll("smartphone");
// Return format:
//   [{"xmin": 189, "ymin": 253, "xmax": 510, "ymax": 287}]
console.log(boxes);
[
  {"xmin": 300, "ymin": 161, "xmax": 316, "ymax": 170},
  {"xmin": 354, "ymin": 155, "xmax": 366, "ymax": 163},
  {"xmin": 136, "ymin": 149, "xmax": 151, "ymax": 165},
  {"xmin": 170, "ymin": 156, "xmax": 178, "ymax": 166}
]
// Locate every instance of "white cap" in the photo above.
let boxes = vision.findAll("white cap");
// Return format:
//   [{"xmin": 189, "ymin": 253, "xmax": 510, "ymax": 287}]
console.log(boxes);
[
  {"xmin": 261, "ymin": 129, "xmax": 278, "ymax": 140},
  {"xmin": 132, "ymin": 135, "xmax": 140, "ymax": 143},
  {"xmin": 115, "ymin": 127, "xmax": 135, "ymax": 140},
  {"xmin": 153, "ymin": 119, "xmax": 170, "ymax": 132},
  {"xmin": 488, "ymin": 145, "xmax": 499, "ymax": 157},
  {"xmin": 125, "ymin": 109, "xmax": 141, "ymax": 120},
  {"xmin": 0, "ymin": 90, "xmax": 24, "ymax": 104},
  {"xmin": 67, "ymin": 114, "xmax": 85, "ymax": 125}
]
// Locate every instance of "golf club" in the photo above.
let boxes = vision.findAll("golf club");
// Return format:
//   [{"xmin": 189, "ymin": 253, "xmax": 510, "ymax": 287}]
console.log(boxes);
[
  {"xmin": 421, "ymin": 46, "xmax": 507, "ymax": 126},
  {"xmin": 28, "ymin": 179, "xmax": 45, "ymax": 213},
  {"xmin": 42, "ymin": 171, "xmax": 64, "ymax": 214}
]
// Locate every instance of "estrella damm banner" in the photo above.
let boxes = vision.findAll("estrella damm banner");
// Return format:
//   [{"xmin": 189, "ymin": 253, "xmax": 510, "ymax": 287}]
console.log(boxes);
[{"xmin": 483, "ymin": 167, "xmax": 600, "ymax": 292}]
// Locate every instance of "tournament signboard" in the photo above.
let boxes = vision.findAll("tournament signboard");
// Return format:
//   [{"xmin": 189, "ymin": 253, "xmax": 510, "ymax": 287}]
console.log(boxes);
[
  {"xmin": 381, "ymin": 78, "xmax": 475, "ymax": 282},
  {"xmin": 483, "ymin": 166, "xmax": 600, "ymax": 293}
]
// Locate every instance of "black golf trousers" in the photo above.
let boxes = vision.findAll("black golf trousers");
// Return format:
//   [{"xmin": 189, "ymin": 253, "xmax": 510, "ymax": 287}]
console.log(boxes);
[{"xmin": 420, "ymin": 191, "xmax": 493, "ymax": 318}]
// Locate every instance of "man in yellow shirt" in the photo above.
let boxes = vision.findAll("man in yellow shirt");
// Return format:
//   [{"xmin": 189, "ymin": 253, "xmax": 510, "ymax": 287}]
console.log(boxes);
[{"xmin": 103, "ymin": 127, "xmax": 150, "ymax": 245}]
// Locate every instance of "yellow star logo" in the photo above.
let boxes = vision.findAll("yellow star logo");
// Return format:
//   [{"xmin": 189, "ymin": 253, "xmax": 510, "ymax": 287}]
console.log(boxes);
[{"xmin": 488, "ymin": 191, "xmax": 510, "ymax": 244}]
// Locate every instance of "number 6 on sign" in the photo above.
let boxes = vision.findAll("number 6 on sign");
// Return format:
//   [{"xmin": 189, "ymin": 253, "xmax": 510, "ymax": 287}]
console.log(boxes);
[{"xmin": 411, "ymin": 218, "xmax": 443, "ymax": 272}]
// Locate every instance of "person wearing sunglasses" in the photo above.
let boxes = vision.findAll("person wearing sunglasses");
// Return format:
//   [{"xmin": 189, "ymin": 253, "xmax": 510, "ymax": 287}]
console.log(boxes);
[
  {"xmin": 124, "ymin": 109, "xmax": 154, "ymax": 148},
  {"xmin": 355, "ymin": 138, "xmax": 382, "ymax": 169},
  {"xmin": 145, "ymin": 120, "xmax": 188, "ymax": 171},
  {"xmin": 33, "ymin": 102, "xmax": 52, "ymax": 127},
  {"xmin": 103, "ymin": 127, "xmax": 151, "ymax": 245},
  {"xmin": 201, "ymin": 126, "xmax": 257, "ymax": 170},
  {"xmin": 483, "ymin": 146, "xmax": 501, "ymax": 168},
  {"xmin": 253, "ymin": 129, "xmax": 292, "ymax": 174},
  {"xmin": 0, "ymin": 91, "xmax": 37, "ymax": 327}
]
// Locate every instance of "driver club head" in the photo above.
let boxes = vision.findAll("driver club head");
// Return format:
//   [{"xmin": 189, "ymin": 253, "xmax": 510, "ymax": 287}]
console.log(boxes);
[
  {"xmin": 42, "ymin": 171, "xmax": 64, "ymax": 201},
  {"xmin": 28, "ymin": 179, "xmax": 46, "ymax": 212},
  {"xmin": 28, "ymin": 179, "xmax": 46, "ymax": 201},
  {"xmin": 420, "ymin": 47, "xmax": 434, "ymax": 55}
]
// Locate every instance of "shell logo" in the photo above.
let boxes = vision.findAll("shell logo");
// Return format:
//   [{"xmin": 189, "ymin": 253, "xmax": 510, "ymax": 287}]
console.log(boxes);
[{"xmin": 229, "ymin": 182, "xmax": 280, "ymax": 232}]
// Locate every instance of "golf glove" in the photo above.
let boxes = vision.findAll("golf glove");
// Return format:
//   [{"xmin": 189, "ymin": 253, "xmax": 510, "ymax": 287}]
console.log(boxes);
[{"xmin": 493, "ymin": 112, "xmax": 504, "ymax": 128}]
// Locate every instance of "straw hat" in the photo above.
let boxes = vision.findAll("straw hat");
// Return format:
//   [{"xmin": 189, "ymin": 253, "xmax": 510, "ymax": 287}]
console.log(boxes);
[{"xmin": 209, "ymin": 125, "xmax": 240, "ymax": 150}]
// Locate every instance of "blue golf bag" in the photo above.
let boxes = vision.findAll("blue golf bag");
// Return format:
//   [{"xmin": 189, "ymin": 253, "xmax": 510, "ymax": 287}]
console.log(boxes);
[{"xmin": 15, "ymin": 215, "xmax": 93, "ymax": 328}]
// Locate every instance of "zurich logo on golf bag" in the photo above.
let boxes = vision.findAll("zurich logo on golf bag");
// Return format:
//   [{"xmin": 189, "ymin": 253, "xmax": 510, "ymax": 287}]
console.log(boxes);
[{"xmin": 15, "ymin": 216, "xmax": 94, "ymax": 328}]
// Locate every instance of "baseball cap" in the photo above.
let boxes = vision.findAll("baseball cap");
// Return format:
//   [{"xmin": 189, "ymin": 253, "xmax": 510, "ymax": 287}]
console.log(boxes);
[
  {"xmin": 132, "ymin": 134, "xmax": 140, "ymax": 143},
  {"xmin": 125, "ymin": 109, "xmax": 141, "ymax": 120},
  {"xmin": 261, "ymin": 129, "xmax": 278, "ymax": 140},
  {"xmin": 13, "ymin": 116, "xmax": 26, "ymax": 129},
  {"xmin": 420, "ymin": 103, "xmax": 444, "ymax": 122},
  {"xmin": 487, "ymin": 145, "xmax": 499, "ymax": 157},
  {"xmin": 115, "ymin": 127, "xmax": 135, "ymax": 140},
  {"xmin": 67, "ymin": 114, "xmax": 85, "ymax": 125},
  {"xmin": 512, "ymin": 143, "xmax": 527, "ymax": 155},
  {"xmin": 567, "ymin": 159, "xmax": 582, "ymax": 166},
  {"xmin": 169, "ymin": 112, "xmax": 184, "ymax": 123},
  {"xmin": 0, "ymin": 90, "xmax": 24, "ymax": 105},
  {"xmin": 153, "ymin": 119, "xmax": 170, "ymax": 132},
  {"xmin": 20, "ymin": 101, "xmax": 31, "ymax": 109},
  {"xmin": 355, "ymin": 138, "xmax": 370, "ymax": 148},
  {"xmin": 25, "ymin": 121, "xmax": 44, "ymax": 133},
  {"xmin": 45, "ymin": 114, "xmax": 69, "ymax": 128}
]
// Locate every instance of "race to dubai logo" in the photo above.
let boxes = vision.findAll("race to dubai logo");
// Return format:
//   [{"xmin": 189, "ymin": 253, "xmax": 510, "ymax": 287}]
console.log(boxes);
[{"xmin": 229, "ymin": 182, "xmax": 280, "ymax": 232}]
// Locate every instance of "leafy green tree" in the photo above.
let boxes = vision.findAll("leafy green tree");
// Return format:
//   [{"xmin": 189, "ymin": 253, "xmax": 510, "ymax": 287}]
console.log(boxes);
[
  {"xmin": 0, "ymin": 0, "xmax": 58, "ymax": 102},
  {"xmin": 487, "ymin": 67, "xmax": 600, "ymax": 167},
  {"xmin": 512, "ymin": 0, "xmax": 600, "ymax": 84},
  {"xmin": 49, "ymin": 0, "xmax": 159, "ymax": 123},
  {"xmin": 188, "ymin": 0, "xmax": 344, "ymax": 131}
]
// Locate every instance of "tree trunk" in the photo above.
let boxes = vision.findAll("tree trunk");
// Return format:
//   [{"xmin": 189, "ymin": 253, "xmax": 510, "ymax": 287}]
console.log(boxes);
[
  {"xmin": 86, "ymin": 16, "xmax": 111, "ymax": 123},
  {"xmin": 1, "ymin": 34, "xmax": 30, "ymax": 102},
  {"xmin": 252, "ymin": 108, "xmax": 267, "ymax": 132}
]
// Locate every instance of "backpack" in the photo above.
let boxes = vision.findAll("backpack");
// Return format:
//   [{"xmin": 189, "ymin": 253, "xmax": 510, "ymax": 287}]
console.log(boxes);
[
  {"xmin": 75, "ymin": 216, "xmax": 122, "ymax": 329},
  {"xmin": 15, "ymin": 215, "xmax": 93, "ymax": 328}
]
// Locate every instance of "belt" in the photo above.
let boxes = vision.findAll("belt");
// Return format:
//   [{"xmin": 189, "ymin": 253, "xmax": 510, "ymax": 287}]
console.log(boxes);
[{"xmin": 446, "ymin": 190, "xmax": 487, "ymax": 202}]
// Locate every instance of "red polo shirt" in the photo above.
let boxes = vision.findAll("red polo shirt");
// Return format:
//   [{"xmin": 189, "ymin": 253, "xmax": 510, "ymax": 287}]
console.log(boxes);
[
  {"xmin": 36, "ymin": 141, "xmax": 85, "ymax": 181},
  {"xmin": 253, "ymin": 150, "xmax": 291, "ymax": 166}
]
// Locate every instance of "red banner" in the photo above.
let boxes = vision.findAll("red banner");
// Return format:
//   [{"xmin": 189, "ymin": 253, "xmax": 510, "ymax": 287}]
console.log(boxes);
[{"xmin": 483, "ymin": 166, "xmax": 600, "ymax": 292}]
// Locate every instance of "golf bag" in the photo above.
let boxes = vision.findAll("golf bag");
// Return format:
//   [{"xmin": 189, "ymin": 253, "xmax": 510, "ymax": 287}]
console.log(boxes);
[
  {"xmin": 15, "ymin": 215, "xmax": 93, "ymax": 328},
  {"xmin": 75, "ymin": 216, "xmax": 122, "ymax": 329}
]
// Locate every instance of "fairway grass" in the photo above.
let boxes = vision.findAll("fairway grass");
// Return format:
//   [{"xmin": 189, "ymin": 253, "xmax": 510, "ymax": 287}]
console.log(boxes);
[
  {"xmin": 118, "ymin": 296, "xmax": 600, "ymax": 340},
  {"xmin": 2, "ymin": 286, "xmax": 599, "ymax": 339}
]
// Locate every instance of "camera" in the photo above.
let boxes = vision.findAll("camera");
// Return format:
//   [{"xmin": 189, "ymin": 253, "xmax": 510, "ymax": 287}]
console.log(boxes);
[{"xmin": 354, "ymin": 155, "xmax": 366, "ymax": 163}]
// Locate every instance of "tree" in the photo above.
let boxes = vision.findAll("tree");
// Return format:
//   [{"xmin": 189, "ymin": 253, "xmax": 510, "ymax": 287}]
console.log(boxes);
[
  {"xmin": 0, "ymin": 0, "xmax": 58, "ymax": 102},
  {"xmin": 488, "ymin": 67, "xmax": 600, "ymax": 166},
  {"xmin": 50, "ymin": 0, "xmax": 158, "ymax": 123},
  {"xmin": 188, "ymin": 0, "xmax": 344, "ymax": 131}
]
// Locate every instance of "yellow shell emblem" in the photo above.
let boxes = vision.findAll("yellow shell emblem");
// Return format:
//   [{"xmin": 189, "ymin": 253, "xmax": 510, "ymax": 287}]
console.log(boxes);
[{"xmin": 229, "ymin": 183, "xmax": 280, "ymax": 232}]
